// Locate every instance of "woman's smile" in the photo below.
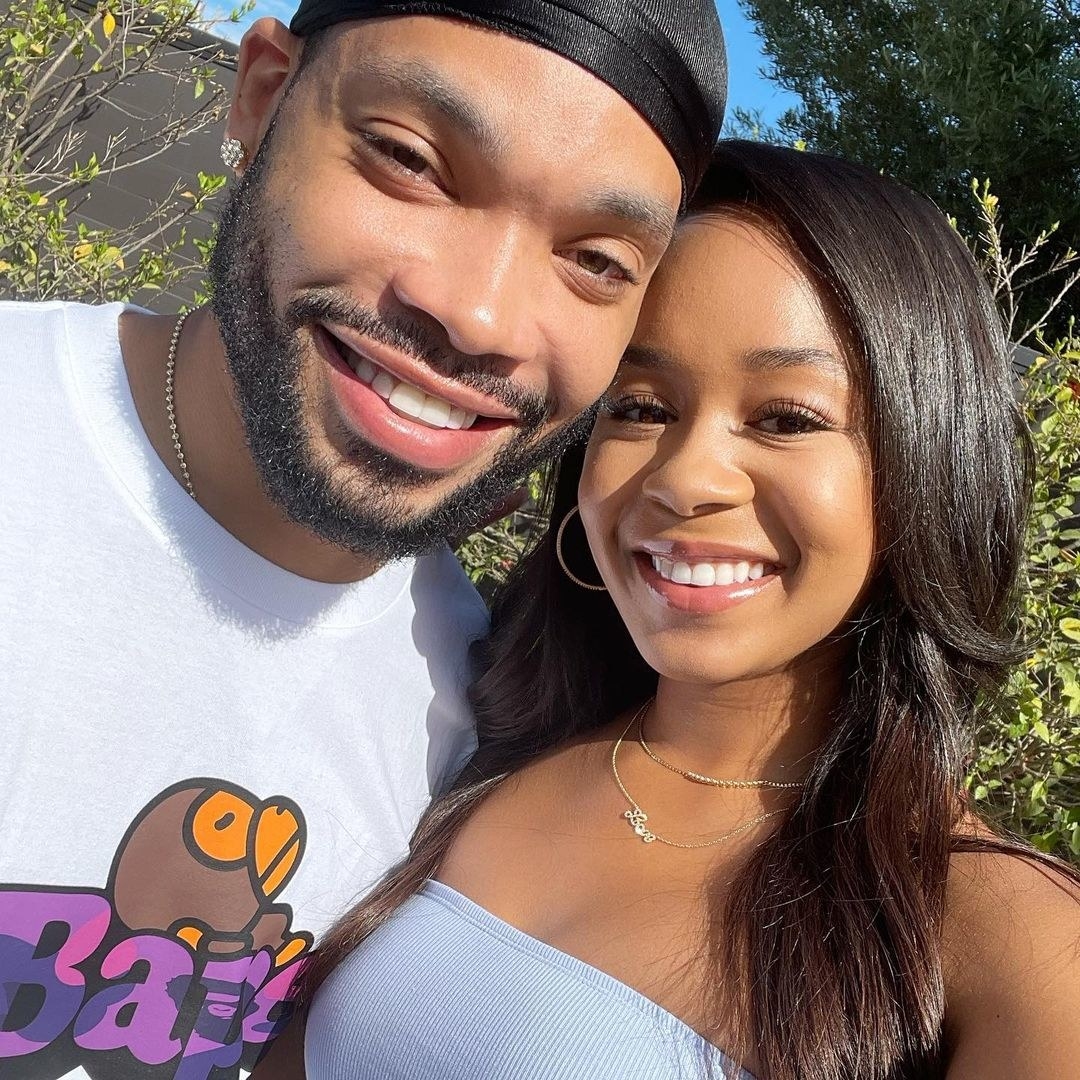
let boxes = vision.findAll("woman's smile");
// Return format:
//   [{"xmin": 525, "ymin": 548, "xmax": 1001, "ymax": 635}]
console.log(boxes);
[{"xmin": 628, "ymin": 542, "xmax": 784, "ymax": 614}]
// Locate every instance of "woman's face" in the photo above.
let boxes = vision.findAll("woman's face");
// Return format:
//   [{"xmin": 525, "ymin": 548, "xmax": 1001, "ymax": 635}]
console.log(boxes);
[{"xmin": 579, "ymin": 212, "xmax": 875, "ymax": 685}]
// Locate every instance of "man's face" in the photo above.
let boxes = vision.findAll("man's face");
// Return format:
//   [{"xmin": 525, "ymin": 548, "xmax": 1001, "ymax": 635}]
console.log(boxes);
[{"xmin": 212, "ymin": 16, "xmax": 682, "ymax": 560}]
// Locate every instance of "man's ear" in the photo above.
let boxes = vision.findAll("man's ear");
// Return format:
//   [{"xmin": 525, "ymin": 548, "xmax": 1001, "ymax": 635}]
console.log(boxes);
[{"xmin": 225, "ymin": 18, "xmax": 305, "ymax": 166}]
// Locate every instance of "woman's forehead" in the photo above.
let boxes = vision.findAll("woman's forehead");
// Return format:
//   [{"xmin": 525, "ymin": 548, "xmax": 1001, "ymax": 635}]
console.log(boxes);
[{"xmin": 638, "ymin": 217, "xmax": 833, "ymax": 346}]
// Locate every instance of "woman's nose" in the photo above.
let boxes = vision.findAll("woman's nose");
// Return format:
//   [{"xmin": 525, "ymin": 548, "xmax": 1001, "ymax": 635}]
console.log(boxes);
[{"xmin": 639, "ymin": 432, "xmax": 756, "ymax": 519}]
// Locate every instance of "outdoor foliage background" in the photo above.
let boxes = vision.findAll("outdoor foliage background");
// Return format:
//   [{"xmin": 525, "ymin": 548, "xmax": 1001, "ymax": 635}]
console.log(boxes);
[
  {"xmin": 1, "ymin": 0, "xmax": 1077, "ymax": 861},
  {"xmin": 0, "ymin": 0, "xmax": 237, "ymax": 304}
]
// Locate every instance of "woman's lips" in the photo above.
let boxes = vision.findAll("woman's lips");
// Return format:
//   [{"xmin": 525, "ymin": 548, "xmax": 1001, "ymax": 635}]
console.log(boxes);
[{"xmin": 634, "ymin": 551, "xmax": 780, "ymax": 614}]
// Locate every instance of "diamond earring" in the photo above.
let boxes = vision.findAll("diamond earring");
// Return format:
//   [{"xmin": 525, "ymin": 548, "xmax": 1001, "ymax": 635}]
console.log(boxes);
[{"xmin": 220, "ymin": 136, "xmax": 246, "ymax": 170}]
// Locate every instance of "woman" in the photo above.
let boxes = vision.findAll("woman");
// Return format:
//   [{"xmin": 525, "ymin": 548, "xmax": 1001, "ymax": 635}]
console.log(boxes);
[{"xmin": 264, "ymin": 142, "xmax": 1080, "ymax": 1079}]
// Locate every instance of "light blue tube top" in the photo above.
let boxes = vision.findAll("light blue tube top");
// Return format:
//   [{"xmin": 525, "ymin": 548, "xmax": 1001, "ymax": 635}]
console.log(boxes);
[{"xmin": 305, "ymin": 879, "xmax": 749, "ymax": 1079}]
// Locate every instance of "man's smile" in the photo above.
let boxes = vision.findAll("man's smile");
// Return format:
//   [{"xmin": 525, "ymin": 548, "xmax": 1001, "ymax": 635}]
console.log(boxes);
[{"xmin": 313, "ymin": 323, "xmax": 521, "ymax": 473}]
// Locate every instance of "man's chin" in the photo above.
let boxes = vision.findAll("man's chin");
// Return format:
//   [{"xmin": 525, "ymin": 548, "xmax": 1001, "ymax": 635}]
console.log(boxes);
[
  {"xmin": 295, "ymin": 487, "xmax": 513, "ymax": 562},
  {"xmin": 260, "ymin": 435, "xmax": 526, "ymax": 561}
]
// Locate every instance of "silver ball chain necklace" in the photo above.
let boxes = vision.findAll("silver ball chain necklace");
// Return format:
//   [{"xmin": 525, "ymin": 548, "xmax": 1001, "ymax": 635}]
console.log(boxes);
[{"xmin": 165, "ymin": 309, "xmax": 197, "ymax": 500}]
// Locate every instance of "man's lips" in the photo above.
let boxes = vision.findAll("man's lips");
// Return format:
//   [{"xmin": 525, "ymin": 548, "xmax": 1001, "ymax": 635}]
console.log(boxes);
[
  {"xmin": 319, "ymin": 322, "xmax": 520, "ymax": 424},
  {"xmin": 312, "ymin": 325, "xmax": 518, "ymax": 473}
]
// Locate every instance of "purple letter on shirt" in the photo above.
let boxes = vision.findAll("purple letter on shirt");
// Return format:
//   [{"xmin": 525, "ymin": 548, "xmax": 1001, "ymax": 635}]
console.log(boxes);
[
  {"xmin": 74, "ymin": 933, "xmax": 190, "ymax": 1064},
  {"xmin": 0, "ymin": 889, "xmax": 111, "ymax": 1058}
]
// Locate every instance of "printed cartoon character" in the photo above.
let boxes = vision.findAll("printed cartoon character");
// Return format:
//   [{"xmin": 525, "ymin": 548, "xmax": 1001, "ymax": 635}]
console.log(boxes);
[{"xmin": 108, "ymin": 780, "xmax": 313, "ymax": 967}]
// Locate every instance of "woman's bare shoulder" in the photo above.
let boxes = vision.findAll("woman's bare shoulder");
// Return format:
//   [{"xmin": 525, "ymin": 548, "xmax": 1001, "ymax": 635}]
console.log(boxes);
[{"xmin": 941, "ymin": 846, "xmax": 1080, "ymax": 1078}]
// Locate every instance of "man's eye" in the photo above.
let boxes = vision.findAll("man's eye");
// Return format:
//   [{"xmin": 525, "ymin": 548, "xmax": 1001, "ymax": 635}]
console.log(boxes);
[
  {"xmin": 573, "ymin": 249, "xmax": 636, "ymax": 283},
  {"xmin": 362, "ymin": 133, "xmax": 436, "ymax": 181}
]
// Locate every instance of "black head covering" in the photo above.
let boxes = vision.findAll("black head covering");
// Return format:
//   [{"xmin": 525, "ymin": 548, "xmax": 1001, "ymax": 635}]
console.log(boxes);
[{"xmin": 288, "ymin": 0, "xmax": 727, "ymax": 199}]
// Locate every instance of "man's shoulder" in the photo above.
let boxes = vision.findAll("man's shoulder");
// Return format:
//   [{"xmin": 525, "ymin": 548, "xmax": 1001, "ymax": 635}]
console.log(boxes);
[
  {"xmin": 411, "ymin": 545, "xmax": 490, "ymax": 637},
  {"xmin": 0, "ymin": 299, "xmax": 120, "ymax": 354},
  {"xmin": 0, "ymin": 298, "xmax": 72, "ymax": 336},
  {"xmin": 0, "ymin": 298, "xmax": 92, "ymax": 319}
]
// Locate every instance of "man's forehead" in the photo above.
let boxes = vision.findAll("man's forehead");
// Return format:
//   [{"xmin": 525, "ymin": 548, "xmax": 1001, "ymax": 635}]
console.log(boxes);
[
  {"xmin": 335, "ymin": 51, "xmax": 509, "ymax": 159},
  {"xmin": 289, "ymin": 0, "xmax": 729, "ymax": 199}
]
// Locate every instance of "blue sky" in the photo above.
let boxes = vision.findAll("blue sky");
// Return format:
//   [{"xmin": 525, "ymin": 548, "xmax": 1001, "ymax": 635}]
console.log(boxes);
[
  {"xmin": 214, "ymin": 0, "xmax": 798, "ymax": 125},
  {"xmin": 714, "ymin": 0, "xmax": 799, "ymax": 125}
]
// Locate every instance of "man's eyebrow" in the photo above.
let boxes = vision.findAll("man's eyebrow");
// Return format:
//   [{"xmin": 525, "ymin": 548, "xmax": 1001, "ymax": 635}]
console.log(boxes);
[
  {"xmin": 586, "ymin": 192, "xmax": 677, "ymax": 248},
  {"xmin": 742, "ymin": 345, "xmax": 848, "ymax": 375},
  {"xmin": 349, "ymin": 57, "xmax": 507, "ymax": 159}
]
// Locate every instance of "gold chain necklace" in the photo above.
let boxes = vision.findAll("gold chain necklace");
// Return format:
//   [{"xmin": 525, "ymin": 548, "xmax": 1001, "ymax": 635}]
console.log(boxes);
[
  {"xmin": 637, "ymin": 704, "xmax": 804, "ymax": 790},
  {"xmin": 165, "ymin": 308, "xmax": 197, "ymax": 500},
  {"xmin": 611, "ymin": 703, "xmax": 789, "ymax": 850}
]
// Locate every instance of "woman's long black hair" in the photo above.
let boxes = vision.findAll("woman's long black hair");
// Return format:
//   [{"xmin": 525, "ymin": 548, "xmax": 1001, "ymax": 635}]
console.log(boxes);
[{"xmin": 303, "ymin": 142, "xmax": 1071, "ymax": 1078}]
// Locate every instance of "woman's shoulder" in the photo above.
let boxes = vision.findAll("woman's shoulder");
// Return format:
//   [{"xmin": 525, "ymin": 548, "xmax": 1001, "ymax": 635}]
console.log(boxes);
[
  {"xmin": 941, "ymin": 845, "xmax": 1080, "ymax": 1077},
  {"xmin": 944, "ymin": 844, "xmax": 1080, "ymax": 955}
]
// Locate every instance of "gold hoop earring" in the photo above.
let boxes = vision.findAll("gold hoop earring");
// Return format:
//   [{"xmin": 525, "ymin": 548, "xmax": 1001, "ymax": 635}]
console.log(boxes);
[{"xmin": 555, "ymin": 506, "xmax": 607, "ymax": 592}]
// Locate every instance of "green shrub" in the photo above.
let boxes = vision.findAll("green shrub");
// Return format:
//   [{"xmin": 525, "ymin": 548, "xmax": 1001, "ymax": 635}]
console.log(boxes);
[
  {"xmin": 972, "ymin": 339, "xmax": 1080, "ymax": 858},
  {"xmin": 0, "ymin": 0, "xmax": 242, "ymax": 302},
  {"xmin": 455, "ymin": 468, "xmax": 549, "ymax": 601},
  {"xmin": 968, "ymin": 182, "xmax": 1080, "ymax": 858}
]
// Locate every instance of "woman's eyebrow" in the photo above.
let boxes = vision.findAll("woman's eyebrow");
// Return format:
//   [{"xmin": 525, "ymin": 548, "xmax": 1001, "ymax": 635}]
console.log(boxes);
[
  {"xmin": 619, "ymin": 344, "xmax": 674, "ymax": 371},
  {"xmin": 742, "ymin": 345, "xmax": 847, "ymax": 375},
  {"xmin": 622, "ymin": 345, "xmax": 847, "ymax": 376}
]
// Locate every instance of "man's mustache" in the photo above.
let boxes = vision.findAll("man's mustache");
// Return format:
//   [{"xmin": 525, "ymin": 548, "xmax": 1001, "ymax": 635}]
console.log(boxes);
[{"xmin": 286, "ymin": 288, "xmax": 551, "ymax": 429}]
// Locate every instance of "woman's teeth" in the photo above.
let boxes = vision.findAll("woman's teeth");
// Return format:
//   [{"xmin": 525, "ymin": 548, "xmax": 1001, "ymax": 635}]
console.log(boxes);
[
  {"xmin": 342, "ymin": 345, "xmax": 478, "ymax": 431},
  {"xmin": 650, "ymin": 556, "xmax": 767, "ymax": 587}
]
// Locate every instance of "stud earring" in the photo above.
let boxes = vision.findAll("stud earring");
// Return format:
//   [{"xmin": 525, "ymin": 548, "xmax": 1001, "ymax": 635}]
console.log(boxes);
[
  {"xmin": 555, "ymin": 506, "xmax": 608, "ymax": 592},
  {"xmin": 220, "ymin": 136, "xmax": 246, "ymax": 171}
]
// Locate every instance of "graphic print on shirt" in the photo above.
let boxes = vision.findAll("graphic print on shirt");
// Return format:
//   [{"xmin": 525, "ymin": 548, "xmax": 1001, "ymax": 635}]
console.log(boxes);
[{"xmin": 0, "ymin": 778, "xmax": 314, "ymax": 1080}]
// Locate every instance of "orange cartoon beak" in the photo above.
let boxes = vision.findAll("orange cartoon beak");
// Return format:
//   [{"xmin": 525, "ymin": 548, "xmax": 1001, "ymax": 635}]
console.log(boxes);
[{"xmin": 253, "ymin": 803, "xmax": 303, "ymax": 898}]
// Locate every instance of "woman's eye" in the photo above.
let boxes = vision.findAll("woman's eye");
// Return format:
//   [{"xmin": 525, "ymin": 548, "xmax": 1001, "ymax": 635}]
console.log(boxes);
[
  {"xmin": 754, "ymin": 406, "xmax": 830, "ymax": 437},
  {"xmin": 603, "ymin": 395, "xmax": 673, "ymax": 425}
]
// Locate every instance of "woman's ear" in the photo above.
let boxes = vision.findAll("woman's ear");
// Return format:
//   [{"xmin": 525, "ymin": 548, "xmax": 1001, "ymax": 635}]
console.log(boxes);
[{"xmin": 223, "ymin": 18, "xmax": 305, "ymax": 171}]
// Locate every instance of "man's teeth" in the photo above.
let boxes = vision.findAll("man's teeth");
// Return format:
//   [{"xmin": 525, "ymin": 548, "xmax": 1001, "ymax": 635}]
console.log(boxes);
[
  {"xmin": 344, "ymin": 346, "xmax": 477, "ymax": 431},
  {"xmin": 650, "ymin": 556, "xmax": 767, "ymax": 587}
]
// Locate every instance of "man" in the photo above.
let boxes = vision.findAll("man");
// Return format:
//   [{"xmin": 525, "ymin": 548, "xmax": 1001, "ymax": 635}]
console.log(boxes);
[{"xmin": 0, "ymin": 2, "xmax": 726, "ymax": 1077}]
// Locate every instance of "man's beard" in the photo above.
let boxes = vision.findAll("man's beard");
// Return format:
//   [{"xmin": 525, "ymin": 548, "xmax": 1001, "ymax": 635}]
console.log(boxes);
[{"xmin": 207, "ymin": 129, "xmax": 592, "ymax": 564}]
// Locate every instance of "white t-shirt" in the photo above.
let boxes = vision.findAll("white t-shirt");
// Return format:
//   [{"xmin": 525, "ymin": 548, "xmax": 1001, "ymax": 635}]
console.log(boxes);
[{"xmin": 0, "ymin": 301, "xmax": 488, "ymax": 1080}]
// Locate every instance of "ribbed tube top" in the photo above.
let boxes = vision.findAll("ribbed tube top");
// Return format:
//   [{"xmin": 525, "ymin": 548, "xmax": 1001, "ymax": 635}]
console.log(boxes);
[{"xmin": 305, "ymin": 879, "xmax": 748, "ymax": 1079}]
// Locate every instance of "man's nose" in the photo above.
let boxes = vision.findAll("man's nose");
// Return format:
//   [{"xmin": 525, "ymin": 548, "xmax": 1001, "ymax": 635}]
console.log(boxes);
[{"xmin": 389, "ymin": 217, "xmax": 543, "ymax": 366}]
